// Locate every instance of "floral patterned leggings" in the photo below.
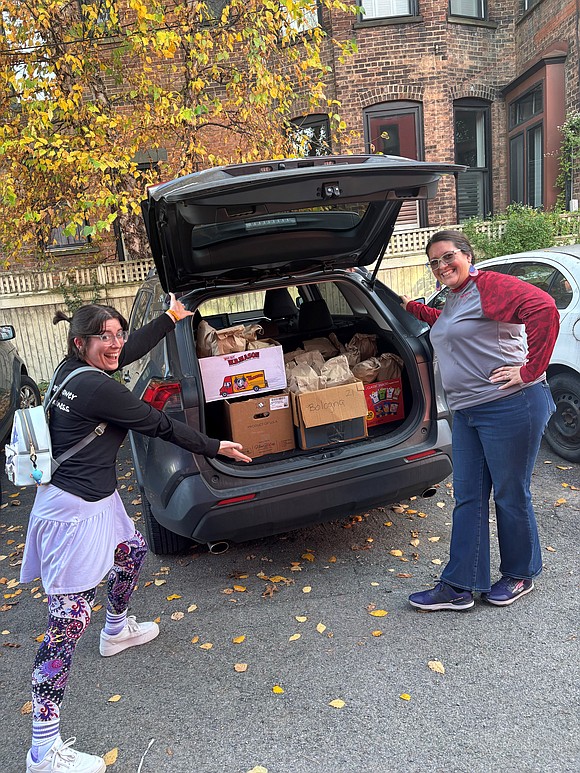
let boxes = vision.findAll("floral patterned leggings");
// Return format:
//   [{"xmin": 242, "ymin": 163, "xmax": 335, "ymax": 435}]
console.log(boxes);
[{"xmin": 31, "ymin": 530, "xmax": 147, "ymax": 723}]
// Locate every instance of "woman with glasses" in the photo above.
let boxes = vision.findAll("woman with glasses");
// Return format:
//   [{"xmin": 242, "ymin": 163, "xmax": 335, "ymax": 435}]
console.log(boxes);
[
  {"xmin": 400, "ymin": 230, "xmax": 559, "ymax": 613},
  {"xmin": 21, "ymin": 298, "xmax": 251, "ymax": 773}
]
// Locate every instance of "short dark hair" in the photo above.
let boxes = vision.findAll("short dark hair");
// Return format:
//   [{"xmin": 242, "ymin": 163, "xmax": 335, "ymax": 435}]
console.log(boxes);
[
  {"xmin": 53, "ymin": 304, "xmax": 128, "ymax": 361},
  {"xmin": 425, "ymin": 230, "xmax": 475, "ymax": 263}
]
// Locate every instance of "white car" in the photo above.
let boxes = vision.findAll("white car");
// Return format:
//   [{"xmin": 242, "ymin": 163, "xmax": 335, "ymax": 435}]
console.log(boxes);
[{"xmin": 427, "ymin": 245, "xmax": 580, "ymax": 463}]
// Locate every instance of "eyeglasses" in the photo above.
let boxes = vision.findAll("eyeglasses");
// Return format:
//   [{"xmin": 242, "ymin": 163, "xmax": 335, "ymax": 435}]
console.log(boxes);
[
  {"xmin": 88, "ymin": 331, "xmax": 129, "ymax": 344},
  {"xmin": 428, "ymin": 249, "xmax": 462, "ymax": 271}
]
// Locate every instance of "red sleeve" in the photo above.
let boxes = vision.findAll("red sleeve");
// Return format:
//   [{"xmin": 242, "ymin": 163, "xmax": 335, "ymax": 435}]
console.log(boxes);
[
  {"xmin": 405, "ymin": 299, "xmax": 441, "ymax": 327},
  {"xmin": 475, "ymin": 272, "xmax": 560, "ymax": 382}
]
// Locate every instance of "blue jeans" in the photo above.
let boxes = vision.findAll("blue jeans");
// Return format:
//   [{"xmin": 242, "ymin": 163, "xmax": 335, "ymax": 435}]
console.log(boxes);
[{"xmin": 441, "ymin": 382, "xmax": 555, "ymax": 593}]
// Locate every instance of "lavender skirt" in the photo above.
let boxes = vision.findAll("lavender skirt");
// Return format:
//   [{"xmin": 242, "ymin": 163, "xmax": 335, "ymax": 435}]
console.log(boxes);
[{"xmin": 20, "ymin": 485, "xmax": 136, "ymax": 595}]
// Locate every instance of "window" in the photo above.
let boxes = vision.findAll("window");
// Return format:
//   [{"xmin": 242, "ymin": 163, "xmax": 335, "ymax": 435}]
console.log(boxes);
[
  {"xmin": 358, "ymin": 0, "xmax": 417, "ymax": 20},
  {"xmin": 449, "ymin": 0, "xmax": 485, "ymax": 19},
  {"xmin": 509, "ymin": 84, "xmax": 543, "ymax": 130},
  {"xmin": 510, "ymin": 134, "xmax": 525, "ymax": 203},
  {"xmin": 527, "ymin": 124, "xmax": 543, "ymax": 208},
  {"xmin": 454, "ymin": 100, "xmax": 491, "ymax": 221},
  {"xmin": 317, "ymin": 282, "xmax": 354, "ymax": 316},
  {"xmin": 47, "ymin": 223, "xmax": 88, "ymax": 251},
  {"xmin": 284, "ymin": 1, "xmax": 319, "ymax": 32},
  {"xmin": 364, "ymin": 101, "xmax": 424, "ymax": 229},
  {"xmin": 508, "ymin": 85, "xmax": 544, "ymax": 207},
  {"xmin": 290, "ymin": 114, "xmax": 331, "ymax": 156}
]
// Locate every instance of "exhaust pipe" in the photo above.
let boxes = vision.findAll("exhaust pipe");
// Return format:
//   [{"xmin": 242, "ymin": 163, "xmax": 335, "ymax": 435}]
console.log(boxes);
[
  {"xmin": 421, "ymin": 487, "xmax": 438, "ymax": 498},
  {"xmin": 207, "ymin": 540, "xmax": 230, "ymax": 555}
]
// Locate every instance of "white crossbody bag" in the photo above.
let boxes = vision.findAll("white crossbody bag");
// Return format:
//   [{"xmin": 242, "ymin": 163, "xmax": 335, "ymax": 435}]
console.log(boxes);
[{"xmin": 5, "ymin": 365, "xmax": 109, "ymax": 487}]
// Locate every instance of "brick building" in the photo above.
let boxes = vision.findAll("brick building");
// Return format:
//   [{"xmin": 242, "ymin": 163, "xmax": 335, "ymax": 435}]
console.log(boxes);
[{"xmin": 291, "ymin": 0, "xmax": 576, "ymax": 230}]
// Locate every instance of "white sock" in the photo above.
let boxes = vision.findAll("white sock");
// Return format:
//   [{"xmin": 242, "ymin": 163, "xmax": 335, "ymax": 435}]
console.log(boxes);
[
  {"xmin": 31, "ymin": 720, "xmax": 60, "ymax": 763},
  {"xmin": 104, "ymin": 609, "xmax": 127, "ymax": 636}
]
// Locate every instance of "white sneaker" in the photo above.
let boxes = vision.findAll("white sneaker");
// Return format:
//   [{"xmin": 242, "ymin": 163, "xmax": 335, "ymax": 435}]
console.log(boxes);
[
  {"xmin": 99, "ymin": 615, "xmax": 159, "ymax": 656},
  {"xmin": 26, "ymin": 737, "xmax": 106, "ymax": 772}
]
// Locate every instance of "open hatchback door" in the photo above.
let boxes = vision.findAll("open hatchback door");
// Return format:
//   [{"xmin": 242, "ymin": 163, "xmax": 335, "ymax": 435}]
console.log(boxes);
[{"xmin": 143, "ymin": 154, "xmax": 465, "ymax": 292}]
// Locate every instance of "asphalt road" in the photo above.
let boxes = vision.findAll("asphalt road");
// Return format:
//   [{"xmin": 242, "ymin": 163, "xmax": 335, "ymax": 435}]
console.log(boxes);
[{"xmin": 1, "ymin": 441, "xmax": 579, "ymax": 773}]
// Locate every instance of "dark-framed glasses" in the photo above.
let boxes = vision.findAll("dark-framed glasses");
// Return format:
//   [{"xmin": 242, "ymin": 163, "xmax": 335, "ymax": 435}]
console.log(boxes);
[
  {"xmin": 88, "ymin": 331, "xmax": 129, "ymax": 344},
  {"xmin": 428, "ymin": 249, "xmax": 462, "ymax": 271}
]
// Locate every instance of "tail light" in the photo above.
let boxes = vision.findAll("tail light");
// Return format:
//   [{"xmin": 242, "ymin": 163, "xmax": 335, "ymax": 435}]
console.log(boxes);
[{"xmin": 142, "ymin": 380, "xmax": 182, "ymax": 411}]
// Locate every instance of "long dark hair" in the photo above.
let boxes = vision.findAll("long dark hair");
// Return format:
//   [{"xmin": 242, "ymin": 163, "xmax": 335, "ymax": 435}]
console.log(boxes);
[
  {"xmin": 425, "ymin": 230, "xmax": 476, "ymax": 263},
  {"xmin": 53, "ymin": 304, "xmax": 128, "ymax": 361}
]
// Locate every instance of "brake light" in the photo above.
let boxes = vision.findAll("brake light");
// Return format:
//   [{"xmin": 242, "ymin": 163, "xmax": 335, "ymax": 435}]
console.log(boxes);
[
  {"xmin": 142, "ymin": 380, "xmax": 182, "ymax": 411},
  {"xmin": 215, "ymin": 494, "xmax": 257, "ymax": 507},
  {"xmin": 404, "ymin": 450, "xmax": 437, "ymax": 462}
]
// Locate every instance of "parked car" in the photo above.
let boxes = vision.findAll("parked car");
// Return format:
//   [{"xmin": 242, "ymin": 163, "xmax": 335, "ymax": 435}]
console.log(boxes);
[
  {"xmin": 0, "ymin": 324, "xmax": 41, "ymax": 441},
  {"xmin": 426, "ymin": 246, "xmax": 580, "ymax": 463},
  {"xmin": 127, "ymin": 154, "xmax": 464, "ymax": 554}
]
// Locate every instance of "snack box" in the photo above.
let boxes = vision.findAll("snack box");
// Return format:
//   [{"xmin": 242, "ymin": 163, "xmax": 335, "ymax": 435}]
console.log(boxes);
[
  {"xmin": 199, "ymin": 345, "xmax": 286, "ymax": 403},
  {"xmin": 364, "ymin": 378, "xmax": 404, "ymax": 427}
]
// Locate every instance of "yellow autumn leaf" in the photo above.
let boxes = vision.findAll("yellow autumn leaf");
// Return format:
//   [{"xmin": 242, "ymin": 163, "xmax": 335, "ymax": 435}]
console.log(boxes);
[
  {"xmin": 316, "ymin": 623, "xmax": 327, "ymax": 633},
  {"xmin": 233, "ymin": 585, "xmax": 247, "ymax": 592},
  {"xmin": 103, "ymin": 748, "xmax": 119, "ymax": 765},
  {"xmin": 436, "ymin": 502, "xmax": 446, "ymax": 508},
  {"xmin": 410, "ymin": 538, "xmax": 419, "ymax": 547},
  {"xmin": 191, "ymin": 635, "xmax": 199, "ymax": 644},
  {"xmin": 389, "ymin": 549, "xmax": 403, "ymax": 557},
  {"xmin": 200, "ymin": 642, "xmax": 213, "ymax": 650},
  {"xmin": 232, "ymin": 635, "xmax": 246, "ymax": 644},
  {"xmin": 329, "ymin": 699, "xmax": 345, "ymax": 709},
  {"xmin": 371, "ymin": 630, "xmax": 383, "ymax": 637},
  {"xmin": 1, "ymin": 630, "xmax": 9, "ymax": 635},
  {"xmin": 428, "ymin": 660, "xmax": 445, "ymax": 674},
  {"xmin": 399, "ymin": 693, "xmax": 411, "ymax": 701},
  {"xmin": 20, "ymin": 701, "xmax": 32, "ymax": 715},
  {"xmin": 545, "ymin": 546, "xmax": 557, "ymax": 552},
  {"xmin": 370, "ymin": 609, "xmax": 388, "ymax": 617},
  {"xmin": 247, "ymin": 766, "xmax": 267, "ymax": 773},
  {"xmin": 153, "ymin": 616, "xmax": 161, "ymax": 624},
  {"xmin": 554, "ymin": 498, "xmax": 566, "ymax": 506},
  {"xmin": 432, "ymin": 558, "xmax": 442, "ymax": 565},
  {"xmin": 35, "ymin": 634, "xmax": 44, "ymax": 643},
  {"xmin": 170, "ymin": 611, "xmax": 184, "ymax": 621},
  {"xmin": 428, "ymin": 536, "xmax": 441, "ymax": 542},
  {"xmin": 166, "ymin": 594, "xmax": 181, "ymax": 600},
  {"xmin": 383, "ymin": 521, "xmax": 393, "ymax": 526},
  {"xmin": 234, "ymin": 663, "xmax": 248, "ymax": 672},
  {"xmin": 302, "ymin": 586, "xmax": 312, "ymax": 593},
  {"xmin": 328, "ymin": 556, "xmax": 337, "ymax": 562},
  {"xmin": 154, "ymin": 579, "xmax": 166, "ymax": 586},
  {"xmin": 289, "ymin": 633, "xmax": 301, "ymax": 641},
  {"xmin": 418, "ymin": 512, "xmax": 428, "ymax": 518},
  {"xmin": 272, "ymin": 685, "xmax": 284, "ymax": 694},
  {"xmin": 269, "ymin": 576, "xmax": 287, "ymax": 583},
  {"xmin": 370, "ymin": 582, "xmax": 379, "ymax": 586},
  {"xmin": 295, "ymin": 616, "xmax": 308, "ymax": 622},
  {"xmin": 187, "ymin": 604, "xmax": 198, "ymax": 612},
  {"xmin": 108, "ymin": 694, "xmax": 122, "ymax": 703},
  {"xmin": 302, "ymin": 552, "xmax": 315, "ymax": 561}
]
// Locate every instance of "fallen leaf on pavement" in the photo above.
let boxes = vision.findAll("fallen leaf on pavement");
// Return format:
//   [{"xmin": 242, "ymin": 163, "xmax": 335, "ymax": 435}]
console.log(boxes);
[
  {"xmin": 389, "ymin": 550, "xmax": 403, "ymax": 557},
  {"xmin": 103, "ymin": 748, "xmax": 118, "ymax": 765},
  {"xmin": 234, "ymin": 663, "xmax": 248, "ymax": 672},
  {"xmin": 232, "ymin": 635, "xmax": 246, "ymax": 644},
  {"xmin": 272, "ymin": 685, "xmax": 284, "ymax": 694},
  {"xmin": 166, "ymin": 594, "xmax": 181, "ymax": 601},
  {"xmin": 369, "ymin": 609, "xmax": 388, "ymax": 617},
  {"xmin": 316, "ymin": 623, "xmax": 326, "ymax": 634},
  {"xmin": 399, "ymin": 693, "xmax": 411, "ymax": 701},
  {"xmin": 546, "ymin": 546, "xmax": 556, "ymax": 552},
  {"xmin": 20, "ymin": 701, "xmax": 32, "ymax": 715},
  {"xmin": 187, "ymin": 604, "xmax": 198, "ymax": 612},
  {"xmin": 371, "ymin": 630, "xmax": 382, "ymax": 637},
  {"xmin": 170, "ymin": 612, "xmax": 184, "ymax": 621},
  {"xmin": 302, "ymin": 586, "xmax": 312, "ymax": 593},
  {"xmin": 199, "ymin": 642, "xmax": 213, "ymax": 650},
  {"xmin": 329, "ymin": 699, "xmax": 345, "ymax": 709},
  {"xmin": 428, "ymin": 660, "xmax": 445, "ymax": 674},
  {"xmin": 108, "ymin": 695, "xmax": 121, "ymax": 703},
  {"xmin": 289, "ymin": 633, "xmax": 301, "ymax": 641}
]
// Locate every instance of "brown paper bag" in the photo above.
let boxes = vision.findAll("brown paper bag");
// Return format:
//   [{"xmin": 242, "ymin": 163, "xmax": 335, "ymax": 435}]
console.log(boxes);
[
  {"xmin": 196, "ymin": 320, "xmax": 217, "ymax": 358},
  {"xmin": 377, "ymin": 353, "xmax": 404, "ymax": 381},
  {"xmin": 351, "ymin": 357, "xmax": 381, "ymax": 384},
  {"xmin": 303, "ymin": 337, "xmax": 339, "ymax": 360},
  {"xmin": 321, "ymin": 355, "xmax": 357, "ymax": 389},
  {"xmin": 213, "ymin": 325, "xmax": 247, "ymax": 355}
]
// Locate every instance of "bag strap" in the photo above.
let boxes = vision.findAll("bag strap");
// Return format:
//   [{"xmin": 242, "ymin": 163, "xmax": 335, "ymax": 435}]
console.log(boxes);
[{"xmin": 44, "ymin": 363, "xmax": 112, "ymax": 468}]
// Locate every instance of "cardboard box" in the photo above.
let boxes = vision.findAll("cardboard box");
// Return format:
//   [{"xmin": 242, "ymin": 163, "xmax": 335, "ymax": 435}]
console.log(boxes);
[
  {"xmin": 364, "ymin": 378, "xmax": 404, "ymax": 427},
  {"xmin": 291, "ymin": 381, "xmax": 368, "ymax": 450},
  {"xmin": 225, "ymin": 392, "xmax": 295, "ymax": 459},
  {"xmin": 199, "ymin": 345, "xmax": 287, "ymax": 403}
]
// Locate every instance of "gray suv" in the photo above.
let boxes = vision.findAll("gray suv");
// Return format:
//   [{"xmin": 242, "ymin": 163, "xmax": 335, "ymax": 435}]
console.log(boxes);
[{"xmin": 127, "ymin": 154, "xmax": 463, "ymax": 554}]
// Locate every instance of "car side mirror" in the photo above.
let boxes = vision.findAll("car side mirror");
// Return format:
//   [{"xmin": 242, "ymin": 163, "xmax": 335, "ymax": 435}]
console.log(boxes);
[{"xmin": 0, "ymin": 325, "xmax": 15, "ymax": 342}]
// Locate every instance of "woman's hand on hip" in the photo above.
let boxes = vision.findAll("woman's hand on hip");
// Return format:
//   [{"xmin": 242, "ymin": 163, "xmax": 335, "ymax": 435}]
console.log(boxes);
[
  {"xmin": 217, "ymin": 441, "xmax": 252, "ymax": 463},
  {"xmin": 490, "ymin": 365, "xmax": 524, "ymax": 390}
]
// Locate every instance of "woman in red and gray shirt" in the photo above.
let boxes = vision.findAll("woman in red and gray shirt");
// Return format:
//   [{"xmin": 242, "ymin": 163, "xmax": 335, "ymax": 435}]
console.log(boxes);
[{"xmin": 402, "ymin": 230, "xmax": 559, "ymax": 612}]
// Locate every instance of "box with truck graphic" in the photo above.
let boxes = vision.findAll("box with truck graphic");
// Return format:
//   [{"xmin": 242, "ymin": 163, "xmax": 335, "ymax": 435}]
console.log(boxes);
[{"xmin": 199, "ymin": 345, "xmax": 286, "ymax": 402}]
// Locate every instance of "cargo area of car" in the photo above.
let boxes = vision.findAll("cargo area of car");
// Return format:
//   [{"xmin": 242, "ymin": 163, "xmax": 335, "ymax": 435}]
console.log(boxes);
[{"xmin": 189, "ymin": 275, "xmax": 420, "ymax": 467}]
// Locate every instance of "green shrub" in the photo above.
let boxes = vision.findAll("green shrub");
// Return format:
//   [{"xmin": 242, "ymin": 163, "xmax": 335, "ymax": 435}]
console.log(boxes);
[{"xmin": 462, "ymin": 205, "xmax": 558, "ymax": 260}]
